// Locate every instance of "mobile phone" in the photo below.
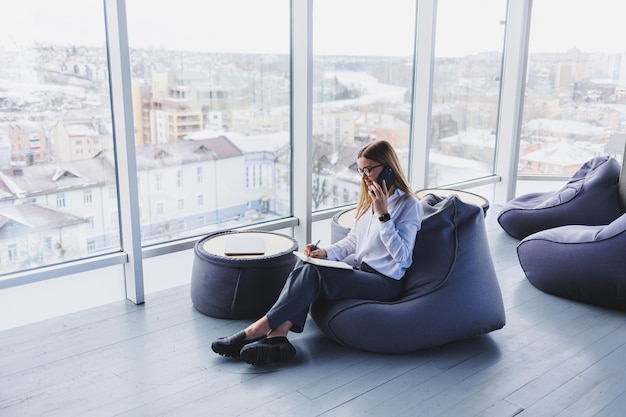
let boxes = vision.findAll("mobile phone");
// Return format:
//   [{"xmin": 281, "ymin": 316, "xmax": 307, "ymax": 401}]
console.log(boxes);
[{"xmin": 377, "ymin": 166, "xmax": 396, "ymax": 189}]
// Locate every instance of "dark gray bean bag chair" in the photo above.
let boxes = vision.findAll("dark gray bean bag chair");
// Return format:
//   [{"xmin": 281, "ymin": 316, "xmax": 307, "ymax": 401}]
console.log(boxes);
[
  {"xmin": 497, "ymin": 156, "xmax": 622, "ymax": 240},
  {"xmin": 517, "ymin": 212, "xmax": 626, "ymax": 310},
  {"xmin": 311, "ymin": 194, "xmax": 506, "ymax": 353}
]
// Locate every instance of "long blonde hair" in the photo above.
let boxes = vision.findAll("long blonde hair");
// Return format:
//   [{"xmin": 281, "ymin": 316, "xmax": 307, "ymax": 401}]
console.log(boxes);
[{"xmin": 354, "ymin": 140, "xmax": 415, "ymax": 221}]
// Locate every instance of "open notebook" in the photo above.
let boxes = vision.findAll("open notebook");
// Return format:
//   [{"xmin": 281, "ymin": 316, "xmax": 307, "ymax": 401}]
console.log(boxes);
[
  {"xmin": 223, "ymin": 235, "xmax": 266, "ymax": 256},
  {"xmin": 292, "ymin": 251, "xmax": 353, "ymax": 269}
]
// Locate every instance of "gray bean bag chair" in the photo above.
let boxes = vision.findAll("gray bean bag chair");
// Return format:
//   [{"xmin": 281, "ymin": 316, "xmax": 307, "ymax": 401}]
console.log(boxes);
[
  {"xmin": 497, "ymin": 156, "xmax": 622, "ymax": 240},
  {"xmin": 517, "ymin": 212, "xmax": 626, "ymax": 310},
  {"xmin": 311, "ymin": 194, "xmax": 506, "ymax": 353}
]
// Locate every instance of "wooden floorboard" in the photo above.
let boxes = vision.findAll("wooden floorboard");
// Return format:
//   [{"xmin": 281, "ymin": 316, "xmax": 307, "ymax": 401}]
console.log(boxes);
[{"xmin": 2, "ymin": 205, "xmax": 626, "ymax": 417}]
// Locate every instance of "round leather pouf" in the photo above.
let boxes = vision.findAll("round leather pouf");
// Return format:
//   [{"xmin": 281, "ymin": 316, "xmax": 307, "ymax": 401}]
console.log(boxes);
[
  {"xmin": 330, "ymin": 207, "xmax": 357, "ymax": 243},
  {"xmin": 191, "ymin": 230, "xmax": 298, "ymax": 319}
]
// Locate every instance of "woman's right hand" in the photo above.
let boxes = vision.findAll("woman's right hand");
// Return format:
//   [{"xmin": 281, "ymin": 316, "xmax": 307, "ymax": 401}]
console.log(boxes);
[{"xmin": 304, "ymin": 244, "xmax": 327, "ymax": 258}]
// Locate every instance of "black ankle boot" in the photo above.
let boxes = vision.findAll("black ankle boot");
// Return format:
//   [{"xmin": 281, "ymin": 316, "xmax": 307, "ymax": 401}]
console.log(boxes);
[
  {"xmin": 239, "ymin": 337, "xmax": 296, "ymax": 365},
  {"xmin": 211, "ymin": 330, "xmax": 265, "ymax": 358}
]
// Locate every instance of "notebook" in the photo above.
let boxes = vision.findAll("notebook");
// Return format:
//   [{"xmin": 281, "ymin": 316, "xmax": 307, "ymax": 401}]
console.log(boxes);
[
  {"xmin": 292, "ymin": 251, "xmax": 353, "ymax": 269},
  {"xmin": 223, "ymin": 235, "xmax": 266, "ymax": 256}
]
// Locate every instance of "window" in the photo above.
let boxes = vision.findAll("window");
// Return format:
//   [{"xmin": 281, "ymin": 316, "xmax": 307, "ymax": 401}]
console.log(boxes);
[
  {"xmin": 429, "ymin": 0, "xmax": 506, "ymax": 187},
  {"xmin": 312, "ymin": 0, "xmax": 417, "ymax": 210},
  {"xmin": 8, "ymin": 244, "xmax": 18, "ymax": 262},
  {"xmin": 56, "ymin": 194, "xmax": 66, "ymax": 209},
  {"xmin": 110, "ymin": 212, "xmax": 119, "ymax": 226},
  {"xmin": 126, "ymin": 0, "xmax": 291, "ymax": 246},
  {"xmin": 0, "ymin": 1, "xmax": 522, "ymax": 291},
  {"xmin": 518, "ymin": 0, "xmax": 625, "ymax": 189},
  {"xmin": 152, "ymin": 173, "xmax": 161, "ymax": 192}
]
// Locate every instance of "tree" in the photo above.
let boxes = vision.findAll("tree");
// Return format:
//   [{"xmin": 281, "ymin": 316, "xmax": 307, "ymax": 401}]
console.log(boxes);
[{"xmin": 311, "ymin": 138, "xmax": 332, "ymax": 209}]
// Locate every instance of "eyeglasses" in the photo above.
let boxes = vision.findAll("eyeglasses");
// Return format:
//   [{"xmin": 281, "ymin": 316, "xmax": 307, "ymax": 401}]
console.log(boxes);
[{"xmin": 356, "ymin": 163, "xmax": 384, "ymax": 177}]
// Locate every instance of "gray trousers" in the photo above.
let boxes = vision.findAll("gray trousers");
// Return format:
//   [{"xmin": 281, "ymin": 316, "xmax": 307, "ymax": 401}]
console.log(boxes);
[{"xmin": 266, "ymin": 260, "xmax": 404, "ymax": 333}]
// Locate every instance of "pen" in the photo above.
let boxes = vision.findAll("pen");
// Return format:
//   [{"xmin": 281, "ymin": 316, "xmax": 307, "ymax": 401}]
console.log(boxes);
[{"xmin": 312, "ymin": 239, "xmax": 320, "ymax": 250}]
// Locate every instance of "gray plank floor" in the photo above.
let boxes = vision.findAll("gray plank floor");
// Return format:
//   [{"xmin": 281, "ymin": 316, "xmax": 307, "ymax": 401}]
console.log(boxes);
[{"xmin": 2, "ymin": 208, "xmax": 626, "ymax": 417}]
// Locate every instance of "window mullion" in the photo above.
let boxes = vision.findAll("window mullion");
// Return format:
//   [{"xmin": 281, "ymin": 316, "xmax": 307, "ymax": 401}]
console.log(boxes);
[
  {"xmin": 494, "ymin": 0, "xmax": 532, "ymax": 205},
  {"xmin": 410, "ymin": 0, "xmax": 437, "ymax": 190},
  {"xmin": 291, "ymin": 0, "xmax": 313, "ymax": 247},
  {"xmin": 103, "ymin": 0, "xmax": 144, "ymax": 304}
]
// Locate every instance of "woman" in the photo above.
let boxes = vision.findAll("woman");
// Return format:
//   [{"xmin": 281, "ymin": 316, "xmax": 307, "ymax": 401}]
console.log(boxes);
[{"xmin": 211, "ymin": 140, "xmax": 423, "ymax": 365}]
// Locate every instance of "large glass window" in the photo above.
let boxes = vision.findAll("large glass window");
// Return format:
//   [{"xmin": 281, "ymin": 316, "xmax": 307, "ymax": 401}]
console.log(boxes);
[
  {"xmin": 429, "ymin": 0, "xmax": 507, "ymax": 187},
  {"xmin": 125, "ymin": 0, "xmax": 291, "ymax": 245},
  {"xmin": 0, "ymin": 0, "xmax": 120, "ymax": 276},
  {"xmin": 519, "ymin": 0, "xmax": 625, "ymax": 189},
  {"xmin": 312, "ymin": 0, "xmax": 417, "ymax": 210}
]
